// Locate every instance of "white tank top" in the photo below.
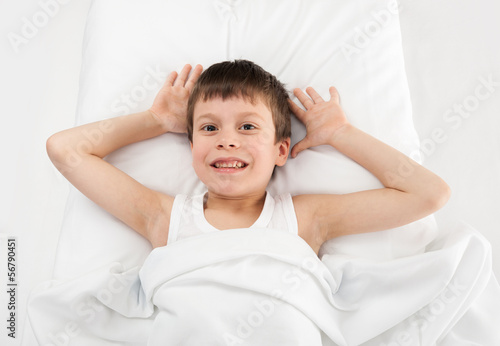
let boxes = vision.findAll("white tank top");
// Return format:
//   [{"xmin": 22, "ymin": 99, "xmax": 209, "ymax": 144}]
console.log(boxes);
[{"xmin": 167, "ymin": 191, "xmax": 298, "ymax": 244}]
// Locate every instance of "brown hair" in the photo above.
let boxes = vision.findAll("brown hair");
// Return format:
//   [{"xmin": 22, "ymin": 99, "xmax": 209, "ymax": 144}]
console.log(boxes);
[{"xmin": 187, "ymin": 60, "xmax": 291, "ymax": 143}]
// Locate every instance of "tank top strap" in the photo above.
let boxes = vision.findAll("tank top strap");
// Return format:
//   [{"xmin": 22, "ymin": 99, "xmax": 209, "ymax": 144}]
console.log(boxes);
[
  {"xmin": 274, "ymin": 193, "xmax": 299, "ymax": 236},
  {"xmin": 251, "ymin": 191, "xmax": 275, "ymax": 228},
  {"xmin": 167, "ymin": 194, "xmax": 188, "ymax": 245}
]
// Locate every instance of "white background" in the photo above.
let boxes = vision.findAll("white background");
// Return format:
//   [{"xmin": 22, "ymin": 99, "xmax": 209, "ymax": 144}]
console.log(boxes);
[{"xmin": 0, "ymin": 0, "xmax": 499, "ymax": 344}]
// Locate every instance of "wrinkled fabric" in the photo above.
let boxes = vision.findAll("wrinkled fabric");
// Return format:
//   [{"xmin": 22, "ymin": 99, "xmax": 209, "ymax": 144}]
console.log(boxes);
[{"xmin": 29, "ymin": 225, "xmax": 500, "ymax": 345}]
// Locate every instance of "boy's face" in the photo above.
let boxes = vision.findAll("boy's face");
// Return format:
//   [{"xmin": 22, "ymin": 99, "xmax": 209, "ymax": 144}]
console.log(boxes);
[{"xmin": 190, "ymin": 96, "xmax": 290, "ymax": 198}]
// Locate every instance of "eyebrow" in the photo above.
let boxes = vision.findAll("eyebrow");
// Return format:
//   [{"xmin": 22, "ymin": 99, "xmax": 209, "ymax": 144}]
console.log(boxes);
[{"xmin": 195, "ymin": 112, "xmax": 265, "ymax": 123}]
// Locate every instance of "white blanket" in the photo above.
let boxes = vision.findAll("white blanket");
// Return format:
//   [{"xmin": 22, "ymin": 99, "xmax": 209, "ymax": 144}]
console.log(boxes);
[{"xmin": 28, "ymin": 224, "xmax": 500, "ymax": 345}]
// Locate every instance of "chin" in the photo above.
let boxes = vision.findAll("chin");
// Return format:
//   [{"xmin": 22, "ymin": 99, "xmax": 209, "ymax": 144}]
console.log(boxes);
[{"xmin": 206, "ymin": 183, "xmax": 243, "ymax": 196}]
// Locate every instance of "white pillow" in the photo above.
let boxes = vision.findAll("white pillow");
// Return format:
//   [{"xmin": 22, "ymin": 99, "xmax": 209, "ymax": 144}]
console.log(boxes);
[{"xmin": 53, "ymin": 0, "xmax": 437, "ymax": 279}]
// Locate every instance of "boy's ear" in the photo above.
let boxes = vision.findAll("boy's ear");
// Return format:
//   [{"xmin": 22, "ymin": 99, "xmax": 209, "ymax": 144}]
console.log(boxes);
[{"xmin": 275, "ymin": 137, "xmax": 291, "ymax": 167}]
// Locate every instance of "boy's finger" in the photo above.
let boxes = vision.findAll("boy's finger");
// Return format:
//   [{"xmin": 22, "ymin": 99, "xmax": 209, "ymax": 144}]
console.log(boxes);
[
  {"xmin": 293, "ymin": 88, "xmax": 314, "ymax": 110},
  {"xmin": 166, "ymin": 71, "xmax": 178, "ymax": 86},
  {"xmin": 185, "ymin": 64, "xmax": 203, "ymax": 92},
  {"xmin": 306, "ymin": 87, "xmax": 323, "ymax": 104},
  {"xmin": 291, "ymin": 137, "xmax": 311, "ymax": 158},
  {"xmin": 329, "ymin": 86, "xmax": 340, "ymax": 104},
  {"xmin": 288, "ymin": 99, "xmax": 306, "ymax": 120},
  {"xmin": 175, "ymin": 64, "xmax": 192, "ymax": 86}
]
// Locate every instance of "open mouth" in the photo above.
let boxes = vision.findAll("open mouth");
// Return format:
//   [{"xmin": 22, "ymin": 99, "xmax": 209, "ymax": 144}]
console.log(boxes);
[{"xmin": 210, "ymin": 160, "xmax": 248, "ymax": 171}]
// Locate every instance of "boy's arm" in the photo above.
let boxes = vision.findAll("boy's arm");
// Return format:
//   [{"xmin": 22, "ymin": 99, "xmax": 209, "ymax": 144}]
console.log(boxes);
[
  {"xmin": 46, "ymin": 64, "xmax": 202, "ymax": 247},
  {"xmin": 289, "ymin": 87, "xmax": 450, "ymax": 248}
]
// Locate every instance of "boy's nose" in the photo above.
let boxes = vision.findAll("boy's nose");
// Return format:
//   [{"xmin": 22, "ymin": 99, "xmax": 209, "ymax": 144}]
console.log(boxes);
[
  {"xmin": 216, "ymin": 135, "xmax": 240, "ymax": 149},
  {"xmin": 218, "ymin": 143, "xmax": 236, "ymax": 148}
]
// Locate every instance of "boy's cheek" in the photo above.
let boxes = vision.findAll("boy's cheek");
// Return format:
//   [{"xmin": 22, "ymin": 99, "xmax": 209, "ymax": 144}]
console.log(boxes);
[
  {"xmin": 190, "ymin": 157, "xmax": 206, "ymax": 182},
  {"xmin": 191, "ymin": 151, "xmax": 204, "ymax": 167},
  {"xmin": 259, "ymin": 128, "xmax": 275, "ymax": 144},
  {"xmin": 189, "ymin": 145, "xmax": 203, "ymax": 166},
  {"xmin": 246, "ymin": 136, "xmax": 275, "ymax": 154}
]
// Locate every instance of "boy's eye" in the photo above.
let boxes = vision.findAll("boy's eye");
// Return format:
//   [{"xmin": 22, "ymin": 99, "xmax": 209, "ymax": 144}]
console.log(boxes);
[
  {"xmin": 240, "ymin": 124, "xmax": 256, "ymax": 130},
  {"xmin": 201, "ymin": 125, "xmax": 217, "ymax": 132}
]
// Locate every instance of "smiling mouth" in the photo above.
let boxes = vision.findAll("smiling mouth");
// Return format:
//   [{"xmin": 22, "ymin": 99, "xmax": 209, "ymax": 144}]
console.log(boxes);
[{"xmin": 210, "ymin": 160, "xmax": 248, "ymax": 171}]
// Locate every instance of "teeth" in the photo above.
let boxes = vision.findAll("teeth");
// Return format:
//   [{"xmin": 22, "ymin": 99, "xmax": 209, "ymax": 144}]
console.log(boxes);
[{"xmin": 214, "ymin": 161, "xmax": 246, "ymax": 168}]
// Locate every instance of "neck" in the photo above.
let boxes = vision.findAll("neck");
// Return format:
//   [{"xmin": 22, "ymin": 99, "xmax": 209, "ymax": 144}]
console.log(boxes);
[{"xmin": 204, "ymin": 190, "xmax": 267, "ymax": 213}]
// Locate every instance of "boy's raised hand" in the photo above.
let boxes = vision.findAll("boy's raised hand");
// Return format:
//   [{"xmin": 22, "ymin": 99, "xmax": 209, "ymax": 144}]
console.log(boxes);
[
  {"xmin": 149, "ymin": 64, "xmax": 203, "ymax": 133},
  {"xmin": 288, "ymin": 86, "xmax": 348, "ymax": 158}
]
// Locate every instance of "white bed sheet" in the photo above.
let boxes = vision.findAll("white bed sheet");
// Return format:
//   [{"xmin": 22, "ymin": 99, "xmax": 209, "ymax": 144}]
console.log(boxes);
[
  {"xmin": 0, "ymin": 0, "xmax": 498, "ymax": 345},
  {"xmin": 26, "ymin": 224, "xmax": 500, "ymax": 345}
]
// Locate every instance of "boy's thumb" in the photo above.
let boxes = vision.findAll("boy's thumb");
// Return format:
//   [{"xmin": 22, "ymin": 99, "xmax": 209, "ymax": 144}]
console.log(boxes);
[{"xmin": 291, "ymin": 138, "xmax": 310, "ymax": 158}]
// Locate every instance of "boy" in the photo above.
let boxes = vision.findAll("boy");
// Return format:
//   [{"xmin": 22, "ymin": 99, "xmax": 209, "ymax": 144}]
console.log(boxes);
[{"xmin": 46, "ymin": 60, "xmax": 450, "ymax": 255}]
